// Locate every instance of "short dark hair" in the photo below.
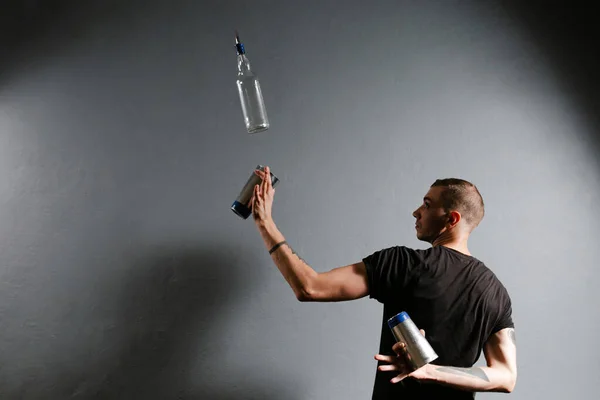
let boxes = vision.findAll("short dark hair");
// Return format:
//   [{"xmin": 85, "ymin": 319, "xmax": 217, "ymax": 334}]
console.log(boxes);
[{"xmin": 431, "ymin": 178, "xmax": 485, "ymax": 230}]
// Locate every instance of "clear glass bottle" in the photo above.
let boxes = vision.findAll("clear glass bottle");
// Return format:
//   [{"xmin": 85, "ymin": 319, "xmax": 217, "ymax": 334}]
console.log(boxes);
[{"xmin": 235, "ymin": 32, "xmax": 269, "ymax": 134}]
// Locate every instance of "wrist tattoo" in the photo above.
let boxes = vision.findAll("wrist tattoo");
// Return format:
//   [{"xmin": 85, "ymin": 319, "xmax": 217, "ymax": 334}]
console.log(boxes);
[
  {"xmin": 268, "ymin": 241, "xmax": 287, "ymax": 255},
  {"xmin": 435, "ymin": 366, "xmax": 490, "ymax": 382},
  {"xmin": 268, "ymin": 241, "xmax": 308, "ymax": 263}
]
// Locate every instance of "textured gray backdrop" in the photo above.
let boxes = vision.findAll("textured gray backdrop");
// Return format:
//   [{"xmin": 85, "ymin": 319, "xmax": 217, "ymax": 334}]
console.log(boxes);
[{"xmin": 1, "ymin": 1, "xmax": 598, "ymax": 399}]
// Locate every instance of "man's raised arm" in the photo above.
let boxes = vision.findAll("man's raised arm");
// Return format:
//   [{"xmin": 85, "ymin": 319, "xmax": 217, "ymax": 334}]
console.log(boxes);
[{"xmin": 251, "ymin": 166, "xmax": 369, "ymax": 302}]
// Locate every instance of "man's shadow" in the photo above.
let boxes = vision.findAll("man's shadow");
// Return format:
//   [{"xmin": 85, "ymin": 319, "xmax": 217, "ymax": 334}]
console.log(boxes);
[{"xmin": 71, "ymin": 243, "xmax": 299, "ymax": 400}]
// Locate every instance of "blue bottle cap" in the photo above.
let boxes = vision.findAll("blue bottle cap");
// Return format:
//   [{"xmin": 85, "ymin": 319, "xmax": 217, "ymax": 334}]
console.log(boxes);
[
  {"xmin": 387, "ymin": 311, "xmax": 410, "ymax": 329},
  {"xmin": 235, "ymin": 31, "xmax": 246, "ymax": 55},
  {"xmin": 231, "ymin": 201, "xmax": 251, "ymax": 219},
  {"xmin": 236, "ymin": 42, "xmax": 245, "ymax": 55}
]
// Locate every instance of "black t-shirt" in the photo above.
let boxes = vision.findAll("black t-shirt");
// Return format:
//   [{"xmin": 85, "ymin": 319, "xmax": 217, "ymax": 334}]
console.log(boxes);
[{"xmin": 363, "ymin": 245, "xmax": 514, "ymax": 399}]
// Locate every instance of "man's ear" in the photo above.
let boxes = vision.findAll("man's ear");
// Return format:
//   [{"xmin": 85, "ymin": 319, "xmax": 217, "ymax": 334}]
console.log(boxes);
[{"xmin": 448, "ymin": 210, "xmax": 461, "ymax": 227}]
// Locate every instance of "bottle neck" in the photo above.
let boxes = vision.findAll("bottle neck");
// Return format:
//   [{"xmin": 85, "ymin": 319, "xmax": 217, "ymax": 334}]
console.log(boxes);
[{"xmin": 237, "ymin": 54, "xmax": 252, "ymax": 74}]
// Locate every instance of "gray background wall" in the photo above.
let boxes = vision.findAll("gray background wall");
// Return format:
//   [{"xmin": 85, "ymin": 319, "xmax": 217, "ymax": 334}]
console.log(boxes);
[{"xmin": 1, "ymin": 1, "xmax": 598, "ymax": 399}]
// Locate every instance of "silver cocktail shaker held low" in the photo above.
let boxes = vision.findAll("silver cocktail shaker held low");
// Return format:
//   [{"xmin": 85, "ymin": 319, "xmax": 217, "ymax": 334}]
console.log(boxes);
[
  {"xmin": 231, "ymin": 165, "xmax": 279, "ymax": 219},
  {"xmin": 387, "ymin": 311, "xmax": 438, "ymax": 371}
]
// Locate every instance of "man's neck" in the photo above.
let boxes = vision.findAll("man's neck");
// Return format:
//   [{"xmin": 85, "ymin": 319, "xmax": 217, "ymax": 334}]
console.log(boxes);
[{"xmin": 432, "ymin": 235, "xmax": 471, "ymax": 256}]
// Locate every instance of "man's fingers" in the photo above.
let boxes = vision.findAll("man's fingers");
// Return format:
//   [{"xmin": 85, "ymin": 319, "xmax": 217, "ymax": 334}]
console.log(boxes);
[
  {"xmin": 254, "ymin": 185, "xmax": 261, "ymax": 204},
  {"xmin": 265, "ymin": 166, "xmax": 274, "ymax": 196},
  {"xmin": 377, "ymin": 364, "xmax": 400, "ymax": 372},
  {"xmin": 253, "ymin": 166, "xmax": 274, "ymax": 200},
  {"xmin": 392, "ymin": 342, "xmax": 409, "ymax": 355},
  {"xmin": 391, "ymin": 374, "xmax": 408, "ymax": 384},
  {"xmin": 253, "ymin": 167, "xmax": 268, "ymax": 180},
  {"xmin": 265, "ymin": 166, "xmax": 272, "ymax": 191},
  {"xmin": 374, "ymin": 354, "xmax": 396, "ymax": 363},
  {"xmin": 262, "ymin": 171, "xmax": 268, "ymax": 198}
]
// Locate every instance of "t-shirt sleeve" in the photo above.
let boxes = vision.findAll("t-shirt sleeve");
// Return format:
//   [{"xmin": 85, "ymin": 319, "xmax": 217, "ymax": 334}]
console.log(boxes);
[
  {"xmin": 362, "ymin": 246, "xmax": 418, "ymax": 303},
  {"xmin": 492, "ymin": 286, "xmax": 515, "ymax": 333}
]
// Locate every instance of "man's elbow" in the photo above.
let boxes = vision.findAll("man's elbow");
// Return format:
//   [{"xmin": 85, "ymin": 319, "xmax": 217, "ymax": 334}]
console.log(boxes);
[
  {"xmin": 295, "ymin": 286, "xmax": 317, "ymax": 302},
  {"xmin": 507, "ymin": 375, "xmax": 517, "ymax": 393},
  {"xmin": 294, "ymin": 274, "xmax": 320, "ymax": 302},
  {"xmin": 501, "ymin": 371, "xmax": 517, "ymax": 393}
]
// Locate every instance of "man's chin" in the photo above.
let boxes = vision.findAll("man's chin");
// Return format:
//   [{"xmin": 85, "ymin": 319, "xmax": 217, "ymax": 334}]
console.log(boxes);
[{"xmin": 416, "ymin": 233, "xmax": 433, "ymax": 243}]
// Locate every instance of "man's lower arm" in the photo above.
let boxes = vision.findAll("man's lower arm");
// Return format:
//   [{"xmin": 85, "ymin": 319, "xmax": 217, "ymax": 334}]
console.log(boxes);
[
  {"xmin": 257, "ymin": 219, "xmax": 318, "ymax": 300},
  {"xmin": 424, "ymin": 364, "xmax": 515, "ymax": 393}
]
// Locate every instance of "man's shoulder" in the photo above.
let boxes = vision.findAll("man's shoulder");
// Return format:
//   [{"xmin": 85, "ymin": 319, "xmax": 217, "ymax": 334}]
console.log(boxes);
[
  {"xmin": 364, "ymin": 244, "xmax": 420, "ymax": 257},
  {"xmin": 369, "ymin": 245, "xmax": 456, "ymax": 263},
  {"xmin": 362, "ymin": 245, "xmax": 427, "ymax": 270},
  {"xmin": 467, "ymin": 259, "xmax": 512, "ymax": 301}
]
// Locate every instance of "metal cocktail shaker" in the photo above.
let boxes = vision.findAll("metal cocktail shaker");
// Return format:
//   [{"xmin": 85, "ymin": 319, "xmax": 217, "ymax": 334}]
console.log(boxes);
[
  {"xmin": 387, "ymin": 311, "xmax": 438, "ymax": 370},
  {"xmin": 231, "ymin": 165, "xmax": 279, "ymax": 219}
]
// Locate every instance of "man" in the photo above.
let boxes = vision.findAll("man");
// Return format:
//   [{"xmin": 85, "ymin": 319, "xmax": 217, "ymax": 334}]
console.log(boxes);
[{"xmin": 250, "ymin": 166, "xmax": 517, "ymax": 399}]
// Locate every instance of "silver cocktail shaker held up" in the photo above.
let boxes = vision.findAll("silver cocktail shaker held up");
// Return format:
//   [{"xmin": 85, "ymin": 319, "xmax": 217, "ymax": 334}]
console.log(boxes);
[
  {"xmin": 387, "ymin": 311, "xmax": 438, "ymax": 371},
  {"xmin": 231, "ymin": 165, "xmax": 279, "ymax": 219}
]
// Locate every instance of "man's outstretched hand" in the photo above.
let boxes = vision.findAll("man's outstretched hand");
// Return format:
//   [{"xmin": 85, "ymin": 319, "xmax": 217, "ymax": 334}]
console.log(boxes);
[{"xmin": 250, "ymin": 166, "xmax": 275, "ymax": 224}]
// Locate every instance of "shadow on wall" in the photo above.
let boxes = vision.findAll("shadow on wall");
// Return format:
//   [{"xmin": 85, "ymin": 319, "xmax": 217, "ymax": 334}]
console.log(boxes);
[
  {"xmin": 500, "ymin": 1, "xmax": 600, "ymax": 135},
  {"xmin": 0, "ymin": 0, "xmax": 149, "ymax": 88},
  {"xmin": 57, "ymin": 244, "xmax": 298, "ymax": 400},
  {"xmin": 0, "ymin": 0, "xmax": 81, "ymax": 81}
]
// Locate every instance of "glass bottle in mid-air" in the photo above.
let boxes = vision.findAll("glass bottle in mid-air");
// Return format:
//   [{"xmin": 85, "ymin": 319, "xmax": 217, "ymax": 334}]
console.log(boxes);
[{"xmin": 235, "ymin": 31, "xmax": 269, "ymax": 134}]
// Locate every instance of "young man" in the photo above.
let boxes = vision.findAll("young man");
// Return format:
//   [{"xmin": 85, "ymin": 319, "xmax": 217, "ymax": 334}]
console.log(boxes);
[{"xmin": 251, "ymin": 166, "xmax": 517, "ymax": 399}]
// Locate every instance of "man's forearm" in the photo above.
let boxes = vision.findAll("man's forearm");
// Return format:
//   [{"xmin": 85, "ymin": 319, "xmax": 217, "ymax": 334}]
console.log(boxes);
[
  {"xmin": 423, "ymin": 364, "xmax": 515, "ymax": 393},
  {"xmin": 257, "ymin": 219, "xmax": 318, "ymax": 300}
]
